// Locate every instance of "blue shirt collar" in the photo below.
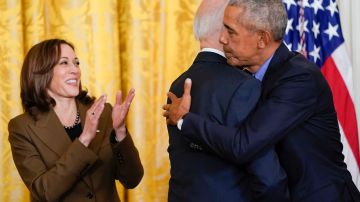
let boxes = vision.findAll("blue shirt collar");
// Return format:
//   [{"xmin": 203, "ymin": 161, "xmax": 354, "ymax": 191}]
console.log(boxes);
[{"xmin": 254, "ymin": 54, "xmax": 274, "ymax": 81}]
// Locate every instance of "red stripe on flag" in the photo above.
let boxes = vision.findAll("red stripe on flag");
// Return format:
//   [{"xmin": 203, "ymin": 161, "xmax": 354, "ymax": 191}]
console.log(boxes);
[{"xmin": 321, "ymin": 56, "xmax": 360, "ymax": 168}]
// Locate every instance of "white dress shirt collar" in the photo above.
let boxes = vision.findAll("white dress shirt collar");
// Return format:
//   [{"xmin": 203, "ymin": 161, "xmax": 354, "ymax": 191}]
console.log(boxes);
[{"xmin": 200, "ymin": 48, "xmax": 226, "ymax": 58}]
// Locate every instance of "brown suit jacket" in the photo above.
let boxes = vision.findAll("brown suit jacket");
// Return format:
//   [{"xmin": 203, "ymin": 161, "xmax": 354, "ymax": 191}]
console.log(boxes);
[{"xmin": 8, "ymin": 102, "xmax": 143, "ymax": 202}]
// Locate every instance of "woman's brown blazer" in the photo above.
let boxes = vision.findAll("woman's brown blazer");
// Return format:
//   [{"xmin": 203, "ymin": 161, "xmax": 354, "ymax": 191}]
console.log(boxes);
[{"xmin": 8, "ymin": 102, "xmax": 144, "ymax": 202}]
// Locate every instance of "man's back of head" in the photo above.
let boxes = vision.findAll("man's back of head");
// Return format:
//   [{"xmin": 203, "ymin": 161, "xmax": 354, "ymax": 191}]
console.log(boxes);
[{"xmin": 193, "ymin": 0, "xmax": 230, "ymax": 50}]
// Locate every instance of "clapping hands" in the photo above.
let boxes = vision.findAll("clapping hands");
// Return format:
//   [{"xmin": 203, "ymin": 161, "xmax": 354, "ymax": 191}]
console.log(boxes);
[{"xmin": 112, "ymin": 89, "xmax": 135, "ymax": 141}]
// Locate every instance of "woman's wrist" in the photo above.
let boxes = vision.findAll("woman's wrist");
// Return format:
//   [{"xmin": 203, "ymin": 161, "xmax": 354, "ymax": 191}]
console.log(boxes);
[
  {"xmin": 78, "ymin": 133, "xmax": 93, "ymax": 147},
  {"xmin": 114, "ymin": 125, "xmax": 127, "ymax": 142}
]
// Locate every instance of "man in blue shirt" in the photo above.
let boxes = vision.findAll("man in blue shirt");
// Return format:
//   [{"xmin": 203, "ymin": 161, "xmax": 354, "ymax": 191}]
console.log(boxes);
[
  {"xmin": 165, "ymin": 0, "xmax": 289, "ymax": 201},
  {"xmin": 163, "ymin": 0, "xmax": 360, "ymax": 201}
]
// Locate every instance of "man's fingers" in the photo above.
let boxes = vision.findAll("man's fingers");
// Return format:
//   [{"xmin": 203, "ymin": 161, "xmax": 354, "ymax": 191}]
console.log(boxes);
[
  {"xmin": 162, "ymin": 104, "xmax": 169, "ymax": 110},
  {"xmin": 162, "ymin": 110, "xmax": 169, "ymax": 118},
  {"xmin": 167, "ymin": 92, "xmax": 178, "ymax": 102},
  {"xmin": 183, "ymin": 78, "xmax": 192, "ymax": 96}
]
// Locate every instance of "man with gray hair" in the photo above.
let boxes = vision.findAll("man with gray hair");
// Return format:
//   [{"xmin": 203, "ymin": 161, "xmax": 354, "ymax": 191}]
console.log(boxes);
[
  {"xmin": 164, "ymin": 0, "xmax": 360, "ymax": 201},
  {"xmin": 165, "ymin": 0, "xmax": 289, "ymax": 201}
]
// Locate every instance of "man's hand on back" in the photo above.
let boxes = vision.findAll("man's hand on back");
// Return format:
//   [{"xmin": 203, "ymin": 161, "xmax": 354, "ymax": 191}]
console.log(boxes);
[{"xmin": 162, "ymin": 78, "xmax": 192, "ymax": 125}]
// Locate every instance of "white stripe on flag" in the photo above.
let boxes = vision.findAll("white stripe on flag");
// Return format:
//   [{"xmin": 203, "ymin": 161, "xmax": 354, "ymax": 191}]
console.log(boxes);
[
  {"xmin": 339, "ymin": 123, "xmax": 360, "ymax": 187},
  {"xmin": 331, "ymin": 43, "xmax": 356, "ymax": 100}
]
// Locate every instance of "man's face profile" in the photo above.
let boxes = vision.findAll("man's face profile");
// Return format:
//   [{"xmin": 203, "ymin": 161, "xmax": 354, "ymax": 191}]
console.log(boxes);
[{"xmin": 220, "ymin": 5, "xmax": 261, "ymax": 71}]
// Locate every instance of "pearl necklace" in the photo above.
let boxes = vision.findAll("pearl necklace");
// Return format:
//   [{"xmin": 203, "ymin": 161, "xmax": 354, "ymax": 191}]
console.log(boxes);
[{"xmin": 63, "ymin": 111, "xmax": 80, "ymax": 129}]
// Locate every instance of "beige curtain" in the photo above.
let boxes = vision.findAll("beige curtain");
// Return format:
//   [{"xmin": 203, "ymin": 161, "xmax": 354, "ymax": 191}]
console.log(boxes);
[{"xmin": 0, "ymin": 0, "xmax": 200, "ymax": 201}]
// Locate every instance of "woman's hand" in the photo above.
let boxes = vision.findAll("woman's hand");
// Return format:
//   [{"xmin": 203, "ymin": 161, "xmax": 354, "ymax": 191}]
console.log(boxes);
[
  {"xmin": 79, "ymin": 95, "xmax": 107, "ymax": 147},
  {"xmin": 112, "ymin": 89, "xmax": 135, "ymax": 142}
]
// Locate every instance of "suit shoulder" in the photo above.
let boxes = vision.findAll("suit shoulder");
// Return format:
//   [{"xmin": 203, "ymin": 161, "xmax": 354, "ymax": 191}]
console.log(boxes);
[
  {"xmin": 218, "ymin": 64, "xmax": 252, "ymax": 78},
  {"xmin": 276, "ymin": 54, "xmax": 326, "ymax": 91},
  {"xmin": 169, "ymin": 69, "xmax": 190, "ymax": 90},
  {"xmin": 288, "ymin": 54, "xmax": 321, "ymax": 74},
  {"xmin": 8, "ymin": 113, "xmax": 33, "ymax": 138},
  {"xmin": 201, "ymin": 62, "xmax": 253, "ymax": 80},
  {"xmin": 9, "ymin": 113, "xmax": 33, "ymax": 128},
  {"xmin": 220, "ymin": 67, "xmax": 256, "ymax": 84}
]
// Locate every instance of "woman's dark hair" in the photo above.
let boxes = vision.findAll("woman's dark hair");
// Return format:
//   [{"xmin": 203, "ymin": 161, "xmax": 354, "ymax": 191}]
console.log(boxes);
[{"xmin": 20, "ymin": 39, "xmax": 94, "ymax": 119}]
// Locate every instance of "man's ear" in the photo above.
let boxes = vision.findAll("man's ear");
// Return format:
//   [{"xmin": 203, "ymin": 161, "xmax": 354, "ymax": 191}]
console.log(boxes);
[{"xmin": 257, "ymin": 30, "xmax": 271, "ymax": 49}]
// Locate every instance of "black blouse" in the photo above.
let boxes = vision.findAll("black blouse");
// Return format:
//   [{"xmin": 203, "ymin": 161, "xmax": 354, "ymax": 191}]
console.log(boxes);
[{"xmin": 64, "ymin": 122, "xmax": 82, "ymax": 141}]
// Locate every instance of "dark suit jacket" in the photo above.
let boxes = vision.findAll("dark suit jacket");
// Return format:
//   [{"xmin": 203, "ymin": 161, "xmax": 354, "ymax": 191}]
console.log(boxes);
[
  {"xmin": 167, "ymin": 51, "xmax": 289, "ymax": 202},
  {"xmin": 181, "ymin": 44, "xmax": 360, "ymax": 201},
  {"xmin": 8, "ymin": 102, "xmax": 143, "ymax": 202}
]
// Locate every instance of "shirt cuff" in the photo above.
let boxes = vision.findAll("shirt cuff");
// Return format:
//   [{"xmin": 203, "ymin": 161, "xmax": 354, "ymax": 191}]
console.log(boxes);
[{"xmin": 177, "ymin": 118, "xmax": 184, "ymax": 130}]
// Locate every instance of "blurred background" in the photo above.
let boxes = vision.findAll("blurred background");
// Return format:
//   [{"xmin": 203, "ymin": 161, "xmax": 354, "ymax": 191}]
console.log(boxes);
[{"xmin": 0, "ymin": 0, "xmax": 359, "ymax": 201}]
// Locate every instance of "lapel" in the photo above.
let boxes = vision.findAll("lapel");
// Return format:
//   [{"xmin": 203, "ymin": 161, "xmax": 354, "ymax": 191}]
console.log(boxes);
[
  {"xmin": 29, "ymin": 101, "xmax": 110, "ymax": 189},
  {"xmin": 30, "ymin": 102, "xmax": 109, "ymax": 156},
  {"xmin": 29, "ymin": 108, "xmax": 72, "ymax": 156},
  {"xmin": 261, "ymin": 43, "xmax": 296, "ymax": 97},
  {"xmin": 78, "ymin": 102, "xmax": 105, "ymax": 190}
]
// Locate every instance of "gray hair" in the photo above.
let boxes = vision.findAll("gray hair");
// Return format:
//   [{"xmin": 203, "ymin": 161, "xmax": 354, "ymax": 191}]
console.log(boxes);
[
  {"xmin": 228, "ymin": 0, "xmax": 288, "ymax": 41},
  {"xmin": 193, "ymin": 0, "xmax": 229, "ymax": 41}
]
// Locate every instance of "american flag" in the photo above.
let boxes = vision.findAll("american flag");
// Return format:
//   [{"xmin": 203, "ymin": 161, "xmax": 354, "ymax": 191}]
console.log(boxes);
[{"xmin": 283, "ymin": 0, "xmax": 360, "ymax": 187}]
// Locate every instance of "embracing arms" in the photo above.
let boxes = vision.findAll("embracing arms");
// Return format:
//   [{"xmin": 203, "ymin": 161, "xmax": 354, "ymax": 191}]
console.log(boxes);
[{"xmin": 163, "ymin": 70, "xmax": 318, "ymax": 164}]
